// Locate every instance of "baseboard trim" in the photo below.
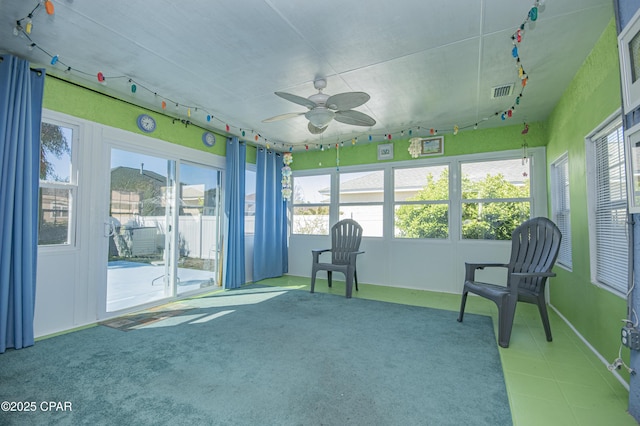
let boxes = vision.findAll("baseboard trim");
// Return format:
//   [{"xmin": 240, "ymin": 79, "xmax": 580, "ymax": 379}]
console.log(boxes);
[{"xmin": 549, "ymin": 303, "xmax": 629, "ymax": 391}]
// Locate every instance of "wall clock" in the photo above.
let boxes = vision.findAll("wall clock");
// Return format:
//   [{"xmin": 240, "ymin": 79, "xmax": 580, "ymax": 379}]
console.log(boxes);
[
  {"xmin": 202, "ymin": 131, "xmax": 216, "ymax": 147},
  {"xmin": 136, "ymin": 114, "xmax": 156, "ymax": 133}
]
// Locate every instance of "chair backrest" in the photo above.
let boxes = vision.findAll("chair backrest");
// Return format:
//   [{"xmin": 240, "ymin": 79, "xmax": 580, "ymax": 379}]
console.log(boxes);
[
  {"xmin": 331, "ymin": 219, "xmax": 363, "ymax": 265},
  {"xmin": 508, "ymin": 217, "xmax": 562, "ymax": 292}
]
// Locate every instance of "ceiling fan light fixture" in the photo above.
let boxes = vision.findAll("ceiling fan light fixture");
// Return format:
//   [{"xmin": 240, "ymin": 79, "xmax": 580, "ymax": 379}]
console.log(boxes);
[{"xmin": 306, "ymin": 107, "xmax": 334, "ymax": 128}]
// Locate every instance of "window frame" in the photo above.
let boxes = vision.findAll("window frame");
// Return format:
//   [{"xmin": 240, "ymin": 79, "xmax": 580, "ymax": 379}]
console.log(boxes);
[
  {"xmin": 550, "ymin": 152, "xmax": 572, "ymax": 270},
  {"xmin": 458, "ymin": 157, "xmax": 533, "ymax": 241},
  {"xmin": 38, "ymin": 117, "xmax": 79, "ymax": 249},
  {"xmin": 586, "ymin": 113, "xmax": 629, "ymax": 297},
  {"xmin": 392, "ymin": 163, "xmax": 451, "ymax": 240},
  {"xmin": 289, "ymin": 147, "xmax": 546, "ymax": 241},
  {"xmin": 338, "ymin": 169, "xmax": 385, "ymax": 238},
  {"xmin": 291, "ymin": 172, "xmax": 332, "ymax": 236}
]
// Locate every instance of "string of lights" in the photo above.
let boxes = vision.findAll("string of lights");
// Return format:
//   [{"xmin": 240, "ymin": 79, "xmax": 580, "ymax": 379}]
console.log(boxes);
[{"xmin": 11, "ymin": 0, "xmax": 544, "ymax": 152}]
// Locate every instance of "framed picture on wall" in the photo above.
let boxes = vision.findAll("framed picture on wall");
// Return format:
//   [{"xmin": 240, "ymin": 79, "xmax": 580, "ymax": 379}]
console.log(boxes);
[
  {"xmin": 421, "ymin": 136, "xmax": 444, "ymax": 156},
  {"xmin": 618, "ymin": 7, "xmax": 640, "ymax": 113},
  {"xmin": 377, "ymin": 143, "xmax": 394, "ymax": 161}
]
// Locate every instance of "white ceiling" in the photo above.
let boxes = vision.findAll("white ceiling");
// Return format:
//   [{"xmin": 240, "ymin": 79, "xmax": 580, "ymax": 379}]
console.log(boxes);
[{"xmin": 0, "ymin": 0, "xmax": 615, "ymax": 149}]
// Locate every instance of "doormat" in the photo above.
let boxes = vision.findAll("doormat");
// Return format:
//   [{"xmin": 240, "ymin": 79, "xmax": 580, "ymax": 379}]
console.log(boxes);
[{"xmin": 100, "ymin": 308, "xmax": 191, "ymax": 331}]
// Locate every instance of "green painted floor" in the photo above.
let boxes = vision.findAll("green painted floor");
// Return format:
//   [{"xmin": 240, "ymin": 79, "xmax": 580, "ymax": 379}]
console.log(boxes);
[{"xmin": 257, "ymin": 275, "xmax": 636, "ymax": 426}]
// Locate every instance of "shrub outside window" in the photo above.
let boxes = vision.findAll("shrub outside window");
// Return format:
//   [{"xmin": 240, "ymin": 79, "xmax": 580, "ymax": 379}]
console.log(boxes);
[
  {"xmin": 460, "ymin": 158, "xmax": 531, "ymax": 240},
  {"xmin": 394, "ymin": 165, "xmax": 449, "ymax": 239}
]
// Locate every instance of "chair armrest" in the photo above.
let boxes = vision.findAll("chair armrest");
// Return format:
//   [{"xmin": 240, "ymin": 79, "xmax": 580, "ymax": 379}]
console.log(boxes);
[
  {"xmin": 464, "ymin": 262, "xmax": 508, "ymax": 282},
  {"xmin": 510, "ymin": 271, "xmax": 556, "ymax": 278},
  {"xmin": 312, "ymin": 248, "xmax": 331, "ymax": 262},
  {"xmin": 348, "ymin": 251, "xmax": 365, "ymax": 263}
]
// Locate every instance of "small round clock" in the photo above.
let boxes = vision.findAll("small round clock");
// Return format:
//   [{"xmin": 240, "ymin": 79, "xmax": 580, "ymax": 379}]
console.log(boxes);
[
  {"xmin": 202, "ymin": 131, "xmax": 216, "ymax": 147},
  {"xmin": 137, "ymin": 114, "xmax": 156, "ymax": 133}
]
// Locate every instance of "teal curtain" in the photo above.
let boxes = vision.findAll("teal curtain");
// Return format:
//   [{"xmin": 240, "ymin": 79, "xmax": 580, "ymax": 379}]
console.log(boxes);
[
  {"xmin": 0, "ymin": 55, "xmax": 45, "ymax": 353},
  {"xmin": 253, "ymin": 148, "xmax": 288, "ymax": 281},
  {"xmin": 223, "ymin": 137, "xmax": 245, "ymax": 289}
]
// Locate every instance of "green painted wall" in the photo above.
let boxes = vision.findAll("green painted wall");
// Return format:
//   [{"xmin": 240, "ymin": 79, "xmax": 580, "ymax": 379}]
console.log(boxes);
[
  {"xmin": 292, "ymin": 122, "xmax": 547, "ymax": 170},
  {"xmin": 545, "ymin": 19, "xmax": 628, "ymax": 370},
  {"xmin": 43, "ymin": 76, "xmax": 232, "ymax": 158}
]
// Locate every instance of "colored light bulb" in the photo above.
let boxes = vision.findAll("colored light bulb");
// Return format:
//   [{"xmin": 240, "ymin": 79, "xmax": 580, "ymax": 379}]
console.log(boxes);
[
  {"xmin": 50, "ymin": 55, "xmax": 59, "ymax": 65},
  {"xmin": 45, "ymin": 0, "xmax": 55, "ymax": 15}
]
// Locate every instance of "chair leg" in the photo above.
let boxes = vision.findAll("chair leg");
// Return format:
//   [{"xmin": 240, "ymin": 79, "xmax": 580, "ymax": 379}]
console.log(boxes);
[
  {"xmin": 310, "ymin": 268, "xmax": 317, "ymax": 293},
  {"xmin": 498, "ymin": 296, "xmax": 517, "ymax": 348},
  {"xmin": 345, "ymin": 271, "xmax": 353, "ymax": 298},
  {"xmin": 536, "ymin": 294, "xmax": 553, "ymax": 342},
  {"xmin": 327, "ymin": 271, "xmax": 332, "ymax": 288},
  {"xmin": 354, "ymin": 268, "xmax": 359, "ymax": 292},
  {"xmin": 457, "ymin": 290, "xmax": 468, "ymax": 322}
]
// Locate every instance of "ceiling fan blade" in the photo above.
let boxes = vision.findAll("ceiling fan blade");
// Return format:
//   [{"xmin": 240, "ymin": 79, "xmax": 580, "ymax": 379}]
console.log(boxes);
[
  {"xmin": 308, "ymin": 122, "xmax": 328, "ymax": 134},
  {"xmin": 262, "ymin": 112, "xmax": 305, "ymax": 123},
  {"xmin": 326, "ymin": 92, "xmax": 370, "ymax": 111},
  {"xmin": 275, "ymin": 92, "xmax": 317, "ymax": 109},
  {"xmin": 334, "ymin": 110, "xmax": 376, "ymax": 126}
]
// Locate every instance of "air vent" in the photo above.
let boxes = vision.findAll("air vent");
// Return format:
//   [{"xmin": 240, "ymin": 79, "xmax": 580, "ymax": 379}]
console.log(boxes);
[{"xmin": 491, "ymin": 84, "xmax": 513, "ymax": 99}]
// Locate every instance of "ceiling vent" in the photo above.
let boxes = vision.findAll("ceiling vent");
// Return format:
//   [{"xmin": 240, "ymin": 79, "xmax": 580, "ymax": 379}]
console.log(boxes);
[{"xmin": 491, "ymin": 84, "xmax": 513, "ymax": 99}]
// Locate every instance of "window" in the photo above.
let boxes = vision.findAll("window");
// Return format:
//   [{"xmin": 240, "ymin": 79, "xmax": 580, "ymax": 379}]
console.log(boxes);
[
  {"xmin": 38, "ymin": 121, "xmax": 77, "ymax": 246},
  {"xmin": 550, "ymin": 153, "xmax": 572, "ymax": 268},
  {"xmin": 394, "ymin": 165, "xmax": 449, "ymax": 239},
  {"xmin": 588, "ymin": 120, "xmax": 628, "ymax": 294},
  {"xmin": 290, "ymin": 149, "xmax": 545, "ymax": 241},
  {"xmin": 292, "ymin": 174, "xmax": 331, "ymax": 235},
  {"xmin": 460, "ymin": 158, "xmax": 531, "ymax": 240},
  {"xmin": 339, "ymin": 170, "xmax": 384, "ymax": 237},
  {"xmin": 245, "ymin": 169, "xmax": 256, "ymax": 234}
]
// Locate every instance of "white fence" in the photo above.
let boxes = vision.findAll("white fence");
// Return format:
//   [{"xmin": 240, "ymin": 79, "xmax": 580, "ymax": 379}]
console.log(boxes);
[{"xmin": 138, "ymin": 216, "xmax": 220, "ymax": 259}]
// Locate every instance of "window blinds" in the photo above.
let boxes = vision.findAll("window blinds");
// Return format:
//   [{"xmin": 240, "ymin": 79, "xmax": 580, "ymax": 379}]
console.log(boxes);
[
  {"xmin": 552, "ymin": 155, "xmax": 572, "ymax": 268},
  {"xmin": 593, "ymin": 125, "xmax": 628, "ymax": 294}
]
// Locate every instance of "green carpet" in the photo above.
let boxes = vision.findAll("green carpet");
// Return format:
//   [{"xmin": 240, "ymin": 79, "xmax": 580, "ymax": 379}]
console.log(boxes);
[{"xmin": 0, "ymin": 286, "xmax": 511, "ymax": 425}]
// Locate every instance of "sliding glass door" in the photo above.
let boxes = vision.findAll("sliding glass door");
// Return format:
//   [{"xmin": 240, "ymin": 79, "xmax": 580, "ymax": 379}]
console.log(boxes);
[
  {"xmin": 105, "ymin": 149, "xmax": 175, "ymax": 312},
  {"xmin": 175, "ymin": 162, "xmax": 222, "ymax": 297},
  {"xmin": 105, "ymin": 150, "xmax": 222, "ymax": 313}
]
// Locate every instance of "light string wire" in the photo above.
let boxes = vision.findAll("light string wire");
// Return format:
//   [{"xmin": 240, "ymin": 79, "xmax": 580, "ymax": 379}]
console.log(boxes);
[{"xmin": 11, "ymin": 0, "xmax": 543, "ymax": 152}]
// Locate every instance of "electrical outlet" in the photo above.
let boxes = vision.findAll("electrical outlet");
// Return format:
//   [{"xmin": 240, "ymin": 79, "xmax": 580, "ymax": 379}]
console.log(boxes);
[{"xmin": 621, "ymin": 326, "xmax": 640, "ymax": 351}]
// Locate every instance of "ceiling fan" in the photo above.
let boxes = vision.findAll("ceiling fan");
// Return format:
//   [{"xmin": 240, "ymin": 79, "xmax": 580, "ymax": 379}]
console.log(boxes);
[{"xmin": 262, "ymin": 79, "xmax": 376, "ymax": 134}]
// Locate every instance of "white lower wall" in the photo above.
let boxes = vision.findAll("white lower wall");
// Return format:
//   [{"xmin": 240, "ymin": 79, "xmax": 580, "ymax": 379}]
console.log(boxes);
[{"xmin": 289, "ymin": 234, "xmax": 512, "ymax": 294}]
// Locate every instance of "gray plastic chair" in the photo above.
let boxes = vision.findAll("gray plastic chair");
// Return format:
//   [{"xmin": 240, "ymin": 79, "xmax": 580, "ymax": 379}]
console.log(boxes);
[
  {"xmin": 457, "ymin": 217, "xmax": 562, "ymax": 348},
  {"xmin": 311, "ymin": 219, "xmax": 364, "ymax": 298}
]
